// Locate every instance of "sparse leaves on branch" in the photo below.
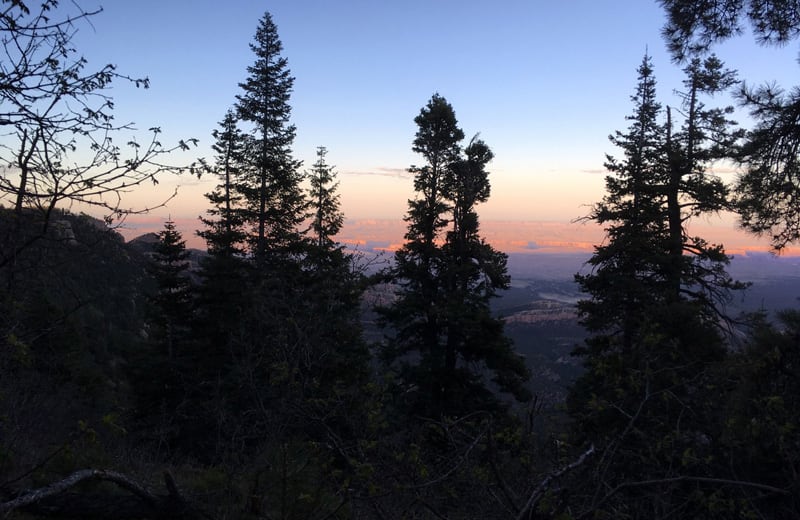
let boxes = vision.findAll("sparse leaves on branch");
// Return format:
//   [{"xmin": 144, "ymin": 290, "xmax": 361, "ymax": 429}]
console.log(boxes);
[{"xmin": 0, "ymin": 0, "xmax": 199, "ymax": 266}]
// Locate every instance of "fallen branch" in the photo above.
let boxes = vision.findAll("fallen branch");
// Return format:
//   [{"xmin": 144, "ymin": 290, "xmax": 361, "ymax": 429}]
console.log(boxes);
[
  {"xmin": 605, "ymin": 475, "xmax": 790, "ymax": 499},
  {"xmin": 580, "ymin": 474, "xmax": 791, "ymax": 519},
  {"xmin": 516, "ymin": 444, "xmax": 595, "ymax": 520},
  {"xmin": 0, "ymin": 469, "xmax": 204, "ymax": 519}
]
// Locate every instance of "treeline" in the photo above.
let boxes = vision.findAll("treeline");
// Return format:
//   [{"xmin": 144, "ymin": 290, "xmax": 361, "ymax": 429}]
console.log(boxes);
[{"xmin": 1, "ymin": 1, "xmax": 799, "ymax": 519}]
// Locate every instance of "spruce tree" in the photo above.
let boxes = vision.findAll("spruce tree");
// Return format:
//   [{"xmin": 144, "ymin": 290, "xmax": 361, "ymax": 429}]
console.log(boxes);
[
  {"xmin": 439, "ymin": 136, "xmax": 530, "ymax": 411},
  {"xmin": 235, "ymin": 11, "xmax": 307, "ymax": 265},
  {"xmin": 568, "ymin": 55, "xmax": 746, "ymax": 518},
  {"xmin": 300, "ymin": 146, "xmax": 369, "ymax": 403},
  {"xmin": 380, "ymin": 94, "xmax": 529, "ymax": 417},
  {"xmin": 133, "ymin": 218, "xmax": 194, "ymax": 446},
  {"xmin": 189, "ymin": 111, "xmax": 253, "ymax": 456},
  {"xmin": 302, "ymin": 146, "xmax": 367, "ymax": 392},
  {"xmin": 198, "ymin": 110, "xmax": 248, "ymax": 257},
  {"xmin": 307, "ymin": 146, "xmax": 344, "ymax": 249},
  {"xmin": 147, "ymin": 218, "xmax": 193, "ymax": 359},
  {"xmin": 574, "ymin": 54, "xmax": 670, "ymax": 353},
  {"xmin": 195, "ymin": 109, "xmax": 250, "ymax": 356}
]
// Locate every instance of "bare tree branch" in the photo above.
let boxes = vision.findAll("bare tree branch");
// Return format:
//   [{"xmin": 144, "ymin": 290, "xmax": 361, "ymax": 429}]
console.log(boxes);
[
  {"xmin": 0, "ymin": 469, "xmax": 207, "ymax": 519},
  {"xmin": 516, "ymin": 444, "xmax": 595, "ymax": 520}
]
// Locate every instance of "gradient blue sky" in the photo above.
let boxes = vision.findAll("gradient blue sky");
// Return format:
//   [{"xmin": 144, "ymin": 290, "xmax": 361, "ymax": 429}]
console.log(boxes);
[{"xmin": 56, "ymin": 1, "xmax": 800, "ymax": 251}]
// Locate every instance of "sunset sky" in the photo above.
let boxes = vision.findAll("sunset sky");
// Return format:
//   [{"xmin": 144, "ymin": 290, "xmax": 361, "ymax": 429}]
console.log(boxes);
[{"xmin": 36, "ymin": 1, "xmax": 800, "ymax": 254}]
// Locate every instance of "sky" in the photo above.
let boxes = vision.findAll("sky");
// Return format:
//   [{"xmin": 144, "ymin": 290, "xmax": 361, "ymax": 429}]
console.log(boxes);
[{"xmin": 24, "ymin": 1, "xmax": 800, "ymax": 253}]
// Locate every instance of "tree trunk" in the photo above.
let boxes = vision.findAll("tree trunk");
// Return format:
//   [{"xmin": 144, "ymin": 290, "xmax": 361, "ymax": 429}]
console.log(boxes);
[{"xmin": 0, "ymin": 470, "xmax": 206, "ymax": 520}]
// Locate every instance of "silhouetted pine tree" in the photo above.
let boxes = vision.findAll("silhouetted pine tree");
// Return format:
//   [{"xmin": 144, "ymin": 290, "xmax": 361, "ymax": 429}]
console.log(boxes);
[
  {"xmin": 297, "ymin": 146, "xmax": 370, "ymax": 438},
  {"xmin": 303, "ymin": 145, "xmax": 368, "ymax": 393},
  {"xmin": 198, "ymin": 110, "xmax": 248, "ymax": 257},
  {"xmin": 663, "ymin": 55, "xmax": 743, "ymax": 309},
  {"xmin": 307, "ymin": 146, "xmax": 344, "ymax": 249},
  {"xmin": 188, "ymin": 112, "xmax": 253, "ymax": 458},
  {"xmin": 380, "ymin": 94, "xmax": 529, "ymax": 418},
  {"xmin": 379, "ymin": 94, "xmax": 462, "ymax": 417},
  {"xmin": 195, "ymin": 110, "xmax": 251, "ymax": 367},
  {"xmin": 736, "ymin": 82, "xmax": 800, "ymax": 250},
  {"xmin": 132, "ymin": 218, "xmax": 194, "ymax": 447},
  {"xmin": 575, "ymin": 54, "xmax": 671, "ymax": 354},
  {"xmin": 439, "ymin": 136, "xmax": 530, "ymax": 412},
  {"xmin": 235, "ymin": 11, "xmax": 307, "ymax": 266},
  {"xmin": 567, "ymin": 55, "xmax": 746, "ymax": 518},
  {"xmin": 147, "ymin": 218, "xmax": 193, "ymax": 359},
  {"xmin": 660, "ymin": 1, "xmax": 800, "ymax": 252}
]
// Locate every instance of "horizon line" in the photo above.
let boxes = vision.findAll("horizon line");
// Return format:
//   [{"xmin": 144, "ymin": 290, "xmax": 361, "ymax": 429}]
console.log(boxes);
[{"xmin": 116, "ymin": 216, "xmax": 800, "ymax": 258}]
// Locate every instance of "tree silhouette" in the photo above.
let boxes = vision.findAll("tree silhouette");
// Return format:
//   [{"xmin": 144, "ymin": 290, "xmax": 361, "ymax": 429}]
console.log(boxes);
[
  {"xmin": 198, "ymin": 110, "xmax": 248, "ymax": 257},
  {"xmin": 439, "ymin": 136, "xmax": 530, "ymax": 410},
  {"xmin": 235, "ymin": 11, "xmax": 306, "ymax": 265},
  {"xmin": 575, "ymin": 54, "xmax": 670, "ymax": 352},
  {"xmin": 307, "ymin": 146, "xmax": 344, "ymax": 248},
  {"xmin": 380, "ymin": 94, "xmax": 529, "ymax": 417},
  {"xmin": 659, "ymin": 0, "xmax": 800, "ymax": 251},
  {"xmin": 147, "ymin": 219, "xmax": 193, "ymax": 360},
  {"xmin": 0, "ymin": 0, "xmax": 198, "ymax": 272},
  {"xmin": 568, "ymin": 55, "xmax": 747, "ymax": 518}
]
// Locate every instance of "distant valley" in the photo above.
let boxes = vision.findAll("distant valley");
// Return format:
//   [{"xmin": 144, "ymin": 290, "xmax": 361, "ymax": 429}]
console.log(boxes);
[
  {"xmin": 495, "ymin": 252, "xmax": 800, "ymax": 403},
  {"xmin": 129, "ymin": 237, "xmax": 800, "ymax": 404}
]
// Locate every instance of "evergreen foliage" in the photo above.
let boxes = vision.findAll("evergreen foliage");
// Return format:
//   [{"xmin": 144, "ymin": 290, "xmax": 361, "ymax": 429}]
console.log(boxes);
[
  {"xmin": 147, "ymin": 219, "xmax": 193, "ymax": 358},
  {"xmin": 439, "ymin": 136, "xmax": 530, "ymax": 410},
  {"xmin": 131, "ymin": 219, "xmax": 195, "ymax": 448},
  {"xmin": 568, "ymin": 55, "xmax": 748, "ymax": 518},
  {"xmin": 307, "ymin": 146, "xmax": 344, "ymax": 248},
  {"xmin": 198, "ymin": 110, "xmax": 248, "ymax": 257},
  {"xmin": 736, "ymin": 83, "xmax": 800, "ymax": 250},
  {"xmin": 6, "ymin": 3, "xmax": 800, "ymax": 518},
  {"xmin": 663, "ymin": 55, "xmax": 744, "ymax": 309},
  {"xmin": 575, "ymin": 55, "xmax": 671, "ymax": 349},
  {"xmin": 191, "ymin": 112, "xmax": 254, "ymax": 455},
  {"xmin": 380, "ymin": 94, "xmax": 529, "ymax": 418},
  {"xmin": 235, "ymin": 11, "xmax": 307, "ymax": 265},
  {"xmin": 660, "ymin": 0, "xmax": 800, "ymax": 252},
  {"xmin": 719, "ymin": 310, "xmax": 800, "ymax": 516},
  {"xmin": 575, "ymin": 54, "xmax": 743, "ymax": 354},
  {"xmin": 659, "ymin": 0, "xmax": 800, "ymax": 61}
]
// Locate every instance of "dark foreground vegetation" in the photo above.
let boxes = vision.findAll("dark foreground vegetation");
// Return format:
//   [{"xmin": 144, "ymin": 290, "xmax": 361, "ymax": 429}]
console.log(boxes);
[{"xmin": 1, "ymin": 1, "xmax": 800, "ymax": 518}]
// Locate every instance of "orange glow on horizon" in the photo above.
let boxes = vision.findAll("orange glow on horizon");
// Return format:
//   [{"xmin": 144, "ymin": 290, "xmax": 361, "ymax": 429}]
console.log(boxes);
[{"xmin": 115, "ymin": 215, "xmax": 795, "ymax": 257}]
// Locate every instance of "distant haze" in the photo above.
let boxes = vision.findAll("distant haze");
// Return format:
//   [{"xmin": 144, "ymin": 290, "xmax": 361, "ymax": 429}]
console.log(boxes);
[{"xmin": 120, "ymin": 215, "xmax": 795, "ymax": 257}]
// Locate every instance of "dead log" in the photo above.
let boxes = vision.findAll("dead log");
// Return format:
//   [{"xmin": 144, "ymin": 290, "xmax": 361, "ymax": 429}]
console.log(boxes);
[{"xmin": 0, "ymin": 469, "xmax": 208, "ymax": 519}]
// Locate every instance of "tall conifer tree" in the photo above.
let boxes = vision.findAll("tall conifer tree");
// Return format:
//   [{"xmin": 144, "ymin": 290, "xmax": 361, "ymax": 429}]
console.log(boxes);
[
  {"xmin": 196, "ymin": 110, "xmax": 250, "ymax": 348},
  {"xmin": 663, "ymin": 55, "xmax": 744, "ymax": 309},
  {"xmin": 307, "ymin": 146, "xmax": 344, "ymax": 249},
  {"xmin": 300, "ymin": 145, "xmax": 369, "ymax": 402},
  {"xmin": 575, "ymin": 54, "xmax": 670, "ymax": 353},
  {"xmin": 380, "ymin": 94, "xmax": 463, "ymax": 416},
  {"xmin": 235, "ymin": 11, "xmax": 306, "ymax": 266},
  {"xmin": 132, "ymin": 218, "xmax": 194, "ymax": 446},
  {"xmin": 148, "ymin": 218, "xmax": 193, "ymax": 360},
  {"xmin": 439, "ymin": 136, "xmax": 530, "ymax": 411},
  {"xmin": 189, "ymin": 112, "xmax": 253, "ymax": 455},
  {"xmin": 380, "ymin": 94, "xmax": 529, "ymax": 417},
  {"xmin": 199, "ymin": 110, "xmax": 248, "ymax": 256},
  {"xmin": 568, "ymin": 55, "xmax": 745, "ymax": 518}
]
